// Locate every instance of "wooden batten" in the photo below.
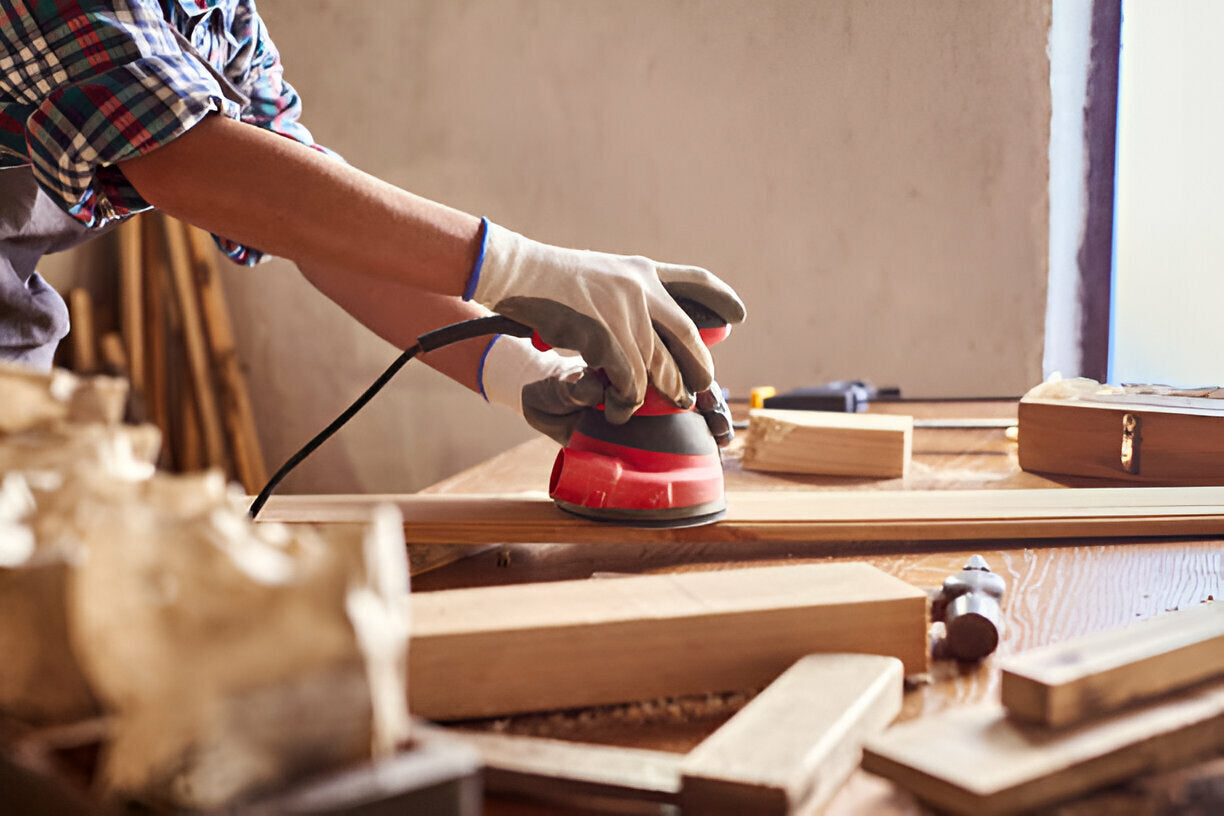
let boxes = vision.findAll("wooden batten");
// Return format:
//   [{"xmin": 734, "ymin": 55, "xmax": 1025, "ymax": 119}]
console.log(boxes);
[
  {"xmin": 741, "ymin": 409, "xmax": 913, "ymax": 478},
  {"xmin": 679, "ymin": 653, "xmax": 903, "ymax": 816},
  {"xmin": 1000, "ymin": 601, "xmax": 1224, "ymax": 728},
  {"xmin": 409, "ymin": 563, "xmax": 927, "ymax": 720}
]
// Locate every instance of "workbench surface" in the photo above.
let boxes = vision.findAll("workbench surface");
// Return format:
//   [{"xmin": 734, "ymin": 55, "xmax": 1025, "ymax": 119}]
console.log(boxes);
[{"xmin": 414, "ymin": 400, "xmax": 1224, "ymax": 815}]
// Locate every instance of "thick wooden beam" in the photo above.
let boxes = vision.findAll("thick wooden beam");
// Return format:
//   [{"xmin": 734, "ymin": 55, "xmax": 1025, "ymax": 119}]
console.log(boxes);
[
  {"xmin": 1019, "ymin": 395, "xmax": 1224, "ymax": 484},
  {"xmin": 409, "ymin": 563, "xmax": 927, "ymax": 720},
  {"xmin": 1000, "ymin": 602, "xmax": 1224, "ymax": 727},
  {"xmin": 742, "ymin": 409, "xmax": 912, "ymax": 478},
  {"xmin": 259, "ymin": 486, "xmax": 1224, "ymax": 545},
  {"xmin": 679, "ymin": 653, "xmax": 903, "ymax": 815},
  {"xmin": 862, "ymin": 679, "xmax": 1224, "ymax": 815}
]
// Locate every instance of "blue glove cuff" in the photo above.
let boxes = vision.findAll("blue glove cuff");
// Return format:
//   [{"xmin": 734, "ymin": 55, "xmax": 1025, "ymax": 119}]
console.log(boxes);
[
  {"xmin": 476, "ymin": 334, "xmax": 502, "ymax": 401},
  {"xmin": 463, "ymin": 216, "xmax": 491, "ymax": 301}
]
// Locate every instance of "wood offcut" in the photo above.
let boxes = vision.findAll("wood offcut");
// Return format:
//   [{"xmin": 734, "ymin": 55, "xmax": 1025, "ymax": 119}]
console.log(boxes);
[{"xmin": 1000, "ymin": 601, "xmax": 1224, "ymax": 727}]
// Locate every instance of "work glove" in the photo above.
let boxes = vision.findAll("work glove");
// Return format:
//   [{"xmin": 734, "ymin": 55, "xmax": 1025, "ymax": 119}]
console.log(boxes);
[
  {"xmin": 466, "ymin": 219, "xmax": 746, "ymax": 424},
  {"xmin": 481, "ymin": 336, "xmax": 737, "ymax": 449},
  {"xmin": 479, "ymin": 335, "xmax": 604, "ymax": 446}
]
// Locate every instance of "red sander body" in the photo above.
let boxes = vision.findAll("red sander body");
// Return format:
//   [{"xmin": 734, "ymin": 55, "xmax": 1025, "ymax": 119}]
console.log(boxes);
[{"xmin": 547, "ymin": 301, "xmax": 732, "ymax": 528}]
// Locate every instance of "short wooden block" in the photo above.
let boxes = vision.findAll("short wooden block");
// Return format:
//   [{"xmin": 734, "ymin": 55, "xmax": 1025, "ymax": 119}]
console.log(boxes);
[
  {"xmin": 409, "ymin": 563, "xmax": 927, "ymax": 720},
  {"xmin": 1000, "ymin": 602, "xmax": 1224, "ymax": 727},
  {"xmin": 862, "ymin": 679, "xmax": 1224, "ymax": 816},
  {"xmin": 679, "ymin": 653, "xmax": 903, "ymax": 816},
  {"xmin": 741, "ymin": 409, "xmax": 912, "ymax": 478},
  {"xmin": 1018, "ymin": 395, "xmax": 1224, "ymax": 484}
]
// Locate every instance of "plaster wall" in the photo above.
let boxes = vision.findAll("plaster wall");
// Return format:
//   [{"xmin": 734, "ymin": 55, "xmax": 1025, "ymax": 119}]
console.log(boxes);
[{"xmin": 48, "ymin": 1, "xmax": 1054, "ymax": 494}]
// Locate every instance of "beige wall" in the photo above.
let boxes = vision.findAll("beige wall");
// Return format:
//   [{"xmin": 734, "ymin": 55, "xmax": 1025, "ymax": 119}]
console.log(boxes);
[{"xmin": 49, "ymin": 1, "xmax": 1054, "ymax": 494}]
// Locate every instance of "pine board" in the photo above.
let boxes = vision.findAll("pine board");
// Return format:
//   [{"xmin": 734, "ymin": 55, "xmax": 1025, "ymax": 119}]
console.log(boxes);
[
  {"xmin": 409, "ymin": 563, "xmax": 927, "ymax": 720},
  {"xmin": 258, "ymin": 486, "xmax": 1224, "ymax": 545},
  {"xmin": 679, "ymin": 653, "xmax": 903, "ymax": 815},
  {"xmin": 862, "ymin": 679, "xmax": 1224, "ymax": 815},
  {"xmin": 741, "ymin": 409, "xmax": 913, "ymax": 478},
  {"xmin": 1000, "ymin": 601, "xmax": 1224, "ymax": 727}
]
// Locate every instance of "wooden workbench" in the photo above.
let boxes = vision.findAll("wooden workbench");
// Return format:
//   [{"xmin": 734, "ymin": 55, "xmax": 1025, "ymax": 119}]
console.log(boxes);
[{"xmin": 411, "ymin": 400, "xmax": 1224, "ymax": 814}]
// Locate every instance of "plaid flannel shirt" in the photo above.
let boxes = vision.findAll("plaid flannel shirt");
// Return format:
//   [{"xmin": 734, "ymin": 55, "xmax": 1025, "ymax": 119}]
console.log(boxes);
[{"xmin": 0, "ymin": 0, "xmax": 334, "ymax": 265}]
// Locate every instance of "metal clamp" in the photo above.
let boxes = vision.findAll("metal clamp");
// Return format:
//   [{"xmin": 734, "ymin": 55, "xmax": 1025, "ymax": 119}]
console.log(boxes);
[{"xmin": 1121, "ymin": 412, "xmax": 1141, "ymax": 474}]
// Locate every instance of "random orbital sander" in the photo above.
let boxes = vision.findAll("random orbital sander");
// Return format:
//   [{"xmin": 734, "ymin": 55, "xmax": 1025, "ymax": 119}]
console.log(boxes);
[
  {"xmin": 249, "ymin": 300, "xmax": 734, "ymax": 528},
  {"xmin": 542, "ymin": 298, "xmax": 733, "ymax": 528}
]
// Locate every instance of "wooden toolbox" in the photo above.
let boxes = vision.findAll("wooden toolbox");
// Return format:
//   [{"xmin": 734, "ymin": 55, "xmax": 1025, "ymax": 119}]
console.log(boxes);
[{"xmin": 1018, "ymin": 391, "xmax": 1224, "ymax": 484}]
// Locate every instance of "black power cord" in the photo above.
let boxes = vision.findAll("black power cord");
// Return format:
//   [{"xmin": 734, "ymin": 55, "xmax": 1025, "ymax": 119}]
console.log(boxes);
[{"xmin": 248, "ymin": 315, "xmax": 532, "ymax": 519}]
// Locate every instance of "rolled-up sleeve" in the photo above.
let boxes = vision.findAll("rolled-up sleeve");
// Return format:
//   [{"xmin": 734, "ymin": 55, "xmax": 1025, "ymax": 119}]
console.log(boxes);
[{"xmin": 1, "ymin": 0, "xmax": 244, "ymax": 228}]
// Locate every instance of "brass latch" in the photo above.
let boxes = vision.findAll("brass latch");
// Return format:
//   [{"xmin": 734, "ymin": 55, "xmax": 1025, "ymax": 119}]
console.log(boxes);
[{"xmin": 1121, "ymin": 412, "xmax": 1141, "ymax": 474}]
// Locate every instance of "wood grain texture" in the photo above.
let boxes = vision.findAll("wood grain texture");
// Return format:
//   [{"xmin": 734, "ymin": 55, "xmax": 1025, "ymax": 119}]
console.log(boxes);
[
  {"xmin": 1000, "ymin": 601, "xmax": 1224, "ymax": 727},
  {"xmin": 259, "ymin": 486, "xmax": 1224, "ymax": 546},
  {"xmin": 679, "ymin": 653, "xmax": 903, "ymax": 816},
  {"xmin": 862, "ymin": 679, "xmax": 1224, "ymax": 816},
  {"xmin": 409, "ymin": 563, "xmax": 927, "ymax": 720},
  {"xmin": 1019, "ymin": 396, "xmax": 1224, "ymax": 484},
  {"xmin": 741, "ymin": 409, "xmax": 913, "ymax": 478}
]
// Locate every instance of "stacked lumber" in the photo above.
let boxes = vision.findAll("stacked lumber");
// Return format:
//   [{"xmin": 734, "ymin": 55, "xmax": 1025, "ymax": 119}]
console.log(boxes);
[
  {"xmin": 863, "ymin": 602, "xmax": 1224, "ymax": 814},
  {"xmin": 58, "ymin": 214, "xmax": 266, "ymax": 493}
]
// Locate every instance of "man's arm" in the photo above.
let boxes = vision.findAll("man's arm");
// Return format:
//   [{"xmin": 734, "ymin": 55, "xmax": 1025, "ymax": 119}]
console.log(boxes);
[
  {"xmin": 296, "ymin": 259, "xmax": 491, "ymax": 393},
  {"xmin": 118, "ymin": 114, "xmax": 481, "ymax": 299}
]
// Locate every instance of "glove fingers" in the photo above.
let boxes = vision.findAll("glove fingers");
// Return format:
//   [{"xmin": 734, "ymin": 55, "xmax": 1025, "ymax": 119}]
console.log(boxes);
[
  {"xmin": 493, "ymin": 295, "xmax": 647, "ymax": 421},
  {"xmin": 656, "ymin": 264, "xmax": 747, "ymax": 325},
  {"xmin": 653, "ymin": 319, "xmax": 714, "ymax": 396}
]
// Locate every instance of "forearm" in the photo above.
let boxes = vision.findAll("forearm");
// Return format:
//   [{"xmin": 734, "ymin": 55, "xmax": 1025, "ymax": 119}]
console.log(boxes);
[
  {"xmin": 117, "ymin": 114, "xmax": 482, "ymax": 297},
  {"xmin": 298, "ymin": 260, "xmax": 490, "ymax": 393}
]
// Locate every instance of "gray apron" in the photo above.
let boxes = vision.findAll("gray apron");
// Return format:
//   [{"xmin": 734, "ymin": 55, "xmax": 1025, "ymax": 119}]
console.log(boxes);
[{"xmin": 0, "ymin": 166, "xmax": 96, "ymax": 370}]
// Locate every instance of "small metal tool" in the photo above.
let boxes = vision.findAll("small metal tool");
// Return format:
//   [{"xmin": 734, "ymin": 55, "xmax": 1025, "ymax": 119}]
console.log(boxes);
[{"xmin": 931, "ymin": 554, "xmax": 1006, "ymax": 662}]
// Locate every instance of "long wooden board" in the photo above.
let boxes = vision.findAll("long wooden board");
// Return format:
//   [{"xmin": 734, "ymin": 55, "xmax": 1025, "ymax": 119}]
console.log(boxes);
[
  {"xmin": 1000, "ymin": 601, "xmax": 1224, "ymax": 727},
  {"xmin": 409, "ymin": 563, "xmax": 926, "ymax": 720},
  {"xmin": 258, "ymin": 486, "xmax": 1224, "ymax": 545},
  {"xmin": 862, "ymin": 679, "xmax": 1224, "ymax": 815},
  {"xmin": 679, "ymin": 653, "xmax": 903, "ymax": 815}
]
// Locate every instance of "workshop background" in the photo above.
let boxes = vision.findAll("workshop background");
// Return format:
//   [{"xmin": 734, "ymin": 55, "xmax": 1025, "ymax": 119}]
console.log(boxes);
[{"xmin": 42, "ymin": 0, "xmax": 1055, "ymax": 494}]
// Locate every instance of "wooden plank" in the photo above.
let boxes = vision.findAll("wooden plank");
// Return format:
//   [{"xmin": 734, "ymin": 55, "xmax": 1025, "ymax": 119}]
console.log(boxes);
[
  {"xmin": 409, "ymin": 563, "xmax": 927, "ymax": 720},
  {"xmin": 451, "ymin": 731, "xmax": 681, "ymax": 806},
  {"xmin": 161, "ymin": 215, "xmax": 226, "ymax": 468},
  {"xmin": 1019, "ymin": 396, "xmax": 1224, "ymax": 484},
  {"xmin": 861, "ymin": 679, "xmax": 1224, "ymax": 816},
  {"xmin": 679, "ymin": 653, "xmax": 903, "ymax": 815},
  {"xmin": 742, "ymin": 409, "xmax": 912, "ymax": 478},
  {"xmin": 66, "ymin": 289, "xmax": 97, "ymax": 375},
  {"xmin": 140, "ymin": 215, "xmax": 170, "ymax": 461},
  {"xmin": 184, "ymin": 225, "xmax": 267, "ymax": 492},
  {"xmin": 1000, "ymin": 601, "xmax": 1224, "ymax": 727},
  {"xmin": 117, "ymin": 218, "xmax": 143, "ymax": 393},
  {"xmin": 258, "ymin": 486, "xmax": 1224, "ymax": 545}
]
